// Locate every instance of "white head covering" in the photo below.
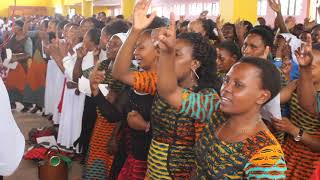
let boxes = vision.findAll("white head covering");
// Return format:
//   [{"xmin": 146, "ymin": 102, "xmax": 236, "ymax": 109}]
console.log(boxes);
[
  {"xmin": 112, "ymin": 33, "xmax": 127, "ymax": 43},
  {"xmin": 279, "ymin": 33, "xmax": 302, "ymax": 64},
  {"xmin": 0, "ymin": 78, "xmax": 25, "ymax": 176}
]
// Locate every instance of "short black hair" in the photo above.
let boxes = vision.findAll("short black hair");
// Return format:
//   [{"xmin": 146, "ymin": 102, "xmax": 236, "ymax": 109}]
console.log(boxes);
[
  {"xmin": 247, "ymin": 26, "xmax": 274, "ymax": 48},
  {"xmin": 240, "ymin": 56, "xmax": 280, "ymax": 104},
  {"xmin": 87, "ymin": 28, "xmax": 101, "ymax": 46},
  {"xmin": 58, "ymin": 20, "xmax": 70, "ymax": 30},
  {"xmin": 199, "ymin": 19, "xmax": 218, "ymax": 41},
  {"xmin": 145, "ymin": 15, "xmax": 166, "ymax": 30},
  {"xmin": 177, "ymin": 32, "xmax": 220, "ymax": 92},
  {"xmin": 41, "ymin": 20, "xmax": 49, "ymax": 29},
  {"xmin": 116, "ymin": 15, "xmax": 124, "ymax": 19},
  {"xmin": 218, "ymin": 40, "xmax": 242, "ymax": 60},
  {"xmin": 15, "ymin": 20, "xmax": 24, "ymax": 28},
  {"xmin": 103, "ymin": 20, "xmax": 129, "ymax": 36},
  {"xmin": 243, "ymin": 20, "xmax": 253, "ymax": 32},
  {"xmin": 98, "ymin": 12, "xmax": 106, "ymax": 17}
]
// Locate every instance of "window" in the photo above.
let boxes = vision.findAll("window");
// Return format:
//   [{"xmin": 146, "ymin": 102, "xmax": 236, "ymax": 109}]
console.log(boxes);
[
  {"xmin": 280, "ymin": 0, "xmax": 303, "ymax": 16},
  {"xmin": 257, "ymin": 0, "xmax": 267, "ymax": 16},
  {"xmin": 151, "ymin": 6, "xmax": 163, "ymax": 17},
  {"xmin": 173, "ymin": 4, "xmax": 186, "ymax": 16}
]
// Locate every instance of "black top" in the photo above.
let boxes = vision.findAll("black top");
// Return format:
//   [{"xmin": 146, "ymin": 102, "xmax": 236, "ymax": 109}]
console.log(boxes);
[{"xmin": 93, "ymin": 87, "xmax": 154, "ymax": 161}]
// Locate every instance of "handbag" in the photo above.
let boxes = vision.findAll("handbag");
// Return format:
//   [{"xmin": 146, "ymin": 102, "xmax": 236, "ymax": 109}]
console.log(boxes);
[{"xmin": 38, "ymin": 146, "xmax": 69, "ymax": 180}]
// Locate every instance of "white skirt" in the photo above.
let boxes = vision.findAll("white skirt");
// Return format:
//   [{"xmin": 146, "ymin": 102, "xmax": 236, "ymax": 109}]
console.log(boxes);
[
  {"xmin": 57, "ymin": 87, "xmax": 85, "ymax": 153},
  {"xmin": 44, "ymin": 60, "xmax": 65, "ymax": 119}
]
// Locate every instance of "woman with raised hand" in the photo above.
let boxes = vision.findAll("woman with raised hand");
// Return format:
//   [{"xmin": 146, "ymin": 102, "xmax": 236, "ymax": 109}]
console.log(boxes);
[
  {"xmin": 156, "ymin": 13, "xmax": 287, "ymax": 179},
  {"xmin": 272, "ymin": 47, "xmax": 320, "ymax": 179},
  {"xmin": 114, "ymin": 1, "xmax": 220, "ymax": 178}
]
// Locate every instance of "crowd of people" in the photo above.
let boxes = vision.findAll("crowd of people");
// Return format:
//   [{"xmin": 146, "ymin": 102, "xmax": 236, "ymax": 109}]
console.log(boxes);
[{"xmin": 0, "ymin": 0, "xmax": 320, "ymax": 179}]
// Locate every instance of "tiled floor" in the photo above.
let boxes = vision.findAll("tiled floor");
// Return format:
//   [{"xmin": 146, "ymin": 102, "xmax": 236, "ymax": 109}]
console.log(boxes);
[{"xmin": 4, "ymin": 105, "xmax": 83, "ymax": 180}]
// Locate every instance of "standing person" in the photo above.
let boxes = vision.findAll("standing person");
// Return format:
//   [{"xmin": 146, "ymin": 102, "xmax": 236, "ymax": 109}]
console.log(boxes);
[
  {"xmin": 5, "ymin": 20, "xmax": 33, "ymax": 111},
  {"xmin": 0, "ymin": 77, "xmax": 25, "ymax": 177},
  {"xmin": 273, "ymin": 48, "xmax": 320, "ymax": 179},
  {"xmin": 155, "ymin": 15, "xmax": 287, "ymax": 178},
  {"xmin": 72, "ymin": 28, "xmax": 101, "ymax": 158},
  {"xmin": 49, "ymin": 24, "xmax": 83, "ymax": 152},
  {"xmin": 23, "ymin": 19, "xmax": 49, "ymax": 113},
  {"xmin": 112, "ymin": 2, "xmax": 219, "ymax": 178},
  {"xmin": 84, "ymin": 32, "xmax": 129, "ymax": 179}
]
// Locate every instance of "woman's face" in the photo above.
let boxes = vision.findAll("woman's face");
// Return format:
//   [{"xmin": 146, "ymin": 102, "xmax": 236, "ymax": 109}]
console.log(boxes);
[
  {"xmin": 63, "ymin": 24, "xmax": 72, "ymax": 40},
  {"xmin": 48, "ymin": 21, "xmax": 56, "ymax": 33},
  {"xmin": 188, "ymin": 21, "xmax": 206, "ymax": 37},
  {"xmin": 222, "ymin": 25, "xmax": 235, "ymax": 41},
  {"xmin": 220, "ymin": 63, "xmax": 270, "ymax": 114},
  {"xmin": 39, "ymin": 21, "xmax": 47, "ymax": 32},
  {"xmin": 173, "ymin": 39, "xmax": 196, "ymax": 82},
  {"xmin": 272, "ymin": 36, "xmax": 286, "ymax": 57},
  {"xmin": 100, "ymin": 29, "xmax": 110, "ymax": 50},
  {"xmin": 216, "ymin": 48, "xmax": 237, "ymax": 73},
  {"xmin": 67, "ymin": 26, "xmax": 79, "ymax": 44},
  {"xmin": 106, "ymin": 36, "xmax": 123, "ymax": 60},
  {"xmin": 133, "ymin": 33, "xmax": 158, "ymax": 70},
  {"xmin": 83, "ymin": 32, "xmax": 95, "ymax": 50},
  {"xmin": 80, "ymin": 21, "xmax": 94, "ymax": 37}
]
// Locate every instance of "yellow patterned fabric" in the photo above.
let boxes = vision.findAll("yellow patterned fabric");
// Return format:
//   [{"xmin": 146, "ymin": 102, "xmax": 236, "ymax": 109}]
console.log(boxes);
[{"xmin": 179, "ymin": 89, "xmax": 287, "ymax": 179}]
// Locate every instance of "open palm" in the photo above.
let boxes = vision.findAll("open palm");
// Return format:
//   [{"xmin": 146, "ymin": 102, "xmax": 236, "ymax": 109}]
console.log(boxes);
[
  {"xmin": 133, "ymin": 0, "xmax": 156, "ymax": 31},
  {"xmin": 268, "ymin": 0, "xmax": 281, "ymax": 13},
  {"xmin": 295, "ymin": 47, "xmax": 313, "ymax": 67}
]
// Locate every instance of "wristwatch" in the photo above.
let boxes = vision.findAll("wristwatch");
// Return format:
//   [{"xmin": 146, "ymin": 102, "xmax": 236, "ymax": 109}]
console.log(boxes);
[{"xmin": 294, "ymin": 129, "xmax": 304, "ymax": 142}]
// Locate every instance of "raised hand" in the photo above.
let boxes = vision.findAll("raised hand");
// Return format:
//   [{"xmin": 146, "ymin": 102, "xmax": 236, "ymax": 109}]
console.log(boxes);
[
  {"xmin": 216, "ymin": 15, "xmax": 224, "ymax": 30},
  {"xmin": 295, "ymin": 44, "xmax": 313, "ymax": 67},
  {"xmin": 132, "ymin": 0, "xmax": 156, "ymax": 31},
  {"xmin": 158, "ymin": 13, "xmax": 176, "ymax": 54},
  {"xmin": 76, "ymin": 47, "xmax": 88, "ymax": 59},
  {"xmin": 268, "ymin": 0, "xmax": 281, "ymax": 13},
  {"xmin": 235, "ymin": 19, "xmax": 247, "ymax": 38},
  {"xmin": 89, "ymin": 62, "xmax": 105, "ymax": 96}
]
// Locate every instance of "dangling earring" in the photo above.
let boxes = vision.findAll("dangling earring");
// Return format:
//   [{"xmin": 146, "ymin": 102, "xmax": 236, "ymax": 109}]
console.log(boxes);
[{"xmin": 191, "ymin": 68, "xmax": 199, "ymax": 80}]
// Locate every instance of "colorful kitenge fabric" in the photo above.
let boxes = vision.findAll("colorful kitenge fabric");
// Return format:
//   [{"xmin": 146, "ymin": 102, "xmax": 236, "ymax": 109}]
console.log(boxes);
[
  {"xmin": 117, "ymin": 154, "xmax": 148, "ymax": 180},
  {"xmin": 84, "ymin": 109, "xmax": 116, "ymax": 179},
  {"xmin": 283, "ymin": 92, "xmax": 320, "ymax": 179},
  {"xmin": 84, "ymin": 67, "xmax": 126, "ymax": 179},
  {"xmin": 5, "ymin": 35, "xmax": 29, "ymax": 103},
  {"xmin": 132, "ymin": 72, "xmax": 196, "ymax": 179},
  {"xmin": 179, "ymin": 88, "xmax": 287, "ymax": 179}
]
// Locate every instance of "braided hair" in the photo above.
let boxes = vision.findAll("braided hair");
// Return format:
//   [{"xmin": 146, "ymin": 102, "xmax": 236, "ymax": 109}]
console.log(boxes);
[{"xmin": 177, "ymin": 32, "xmax": 220, "ymax": 92}]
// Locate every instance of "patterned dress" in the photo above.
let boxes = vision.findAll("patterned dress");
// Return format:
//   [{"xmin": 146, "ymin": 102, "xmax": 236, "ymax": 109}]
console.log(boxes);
[
  {"xmin": 84, "ymin": 60, "xmax": 126, "ymax": 179},
  {"xmin": 132, "ymin": 72, "xmax": 199, "ymax": 179},
  {"xmin": 282, "ymin": 92, "xmax": 320, "ymax": 179},
  {"xmin": 179, "ymin": 88, "xmax": 287, "ymax": 179}
]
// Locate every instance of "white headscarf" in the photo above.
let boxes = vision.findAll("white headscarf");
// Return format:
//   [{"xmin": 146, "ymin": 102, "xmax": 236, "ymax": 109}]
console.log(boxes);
[
  {"xmin": 112, "ymin": 33, "xmax": 127, "ymax": 43},
  {"xmin": 279, "ymin": 33, "xmax": 302, "ymax": 64}
]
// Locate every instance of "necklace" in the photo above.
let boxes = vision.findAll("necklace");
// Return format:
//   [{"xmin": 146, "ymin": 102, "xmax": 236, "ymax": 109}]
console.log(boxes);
[{"xmin": 215, "ymin": 114, "xmax": 263, "ymax": 143}]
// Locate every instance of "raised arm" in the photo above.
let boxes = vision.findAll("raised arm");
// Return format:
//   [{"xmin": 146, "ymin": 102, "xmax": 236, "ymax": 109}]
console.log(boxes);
[
  {"xmin": 215, "ymin": 15, "xmax": 225, "ymax": 42},
  {"xmin": 157, "ymin": 13, "xmax": 183, "ymax": 109},
  {"xmin": 112, "ymin": 0, "xmax": 156, "ymax": 85},
  {"xmin": 268, "ymin": 0, "xmax": 289, "ymax": 33},
  {"xmin": 295, "ymin": 47, "xmax": 318, "ymax": 114}
]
